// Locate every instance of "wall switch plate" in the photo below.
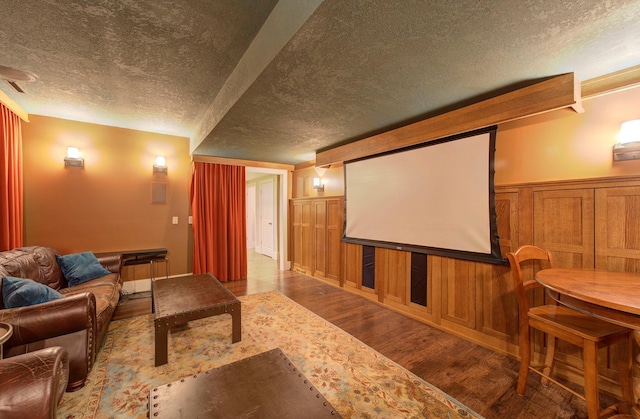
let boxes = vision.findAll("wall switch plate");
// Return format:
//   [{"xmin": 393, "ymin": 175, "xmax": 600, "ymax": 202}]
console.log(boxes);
[
  {"xmin": 172, "ymin": 216, "xmax": 178, "ymax": 224},
  {"xmin": 188, "ymin": 216, "xmax": 193, "ymax": 224}
]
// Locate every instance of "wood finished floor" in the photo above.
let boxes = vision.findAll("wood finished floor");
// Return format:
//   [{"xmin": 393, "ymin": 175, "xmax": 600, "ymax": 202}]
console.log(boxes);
[{"xmin": 113, "ymin": 252, "xmax": 613, "ymax": 419}]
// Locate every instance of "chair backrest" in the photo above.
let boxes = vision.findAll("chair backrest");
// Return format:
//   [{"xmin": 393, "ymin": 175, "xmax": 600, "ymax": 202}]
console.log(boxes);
[{"xmin": 506, "ymin": 245, "xmax": 554, "ymax": 314}]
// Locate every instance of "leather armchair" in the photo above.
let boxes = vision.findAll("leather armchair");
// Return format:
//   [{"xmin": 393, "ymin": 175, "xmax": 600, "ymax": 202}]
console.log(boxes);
[
  {"xmin": 0, "ymin": 346, "xmax": 69, "ymax": 419},
  {"xmin": 0, "ymin": 292, "xmax": 96, "ymax": 392}
]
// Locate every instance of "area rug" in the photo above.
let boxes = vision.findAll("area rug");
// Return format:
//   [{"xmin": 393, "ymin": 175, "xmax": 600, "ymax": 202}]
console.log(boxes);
[{"xmin": 58, "ymin": 291, "xmax": 481, "ymax": 418}]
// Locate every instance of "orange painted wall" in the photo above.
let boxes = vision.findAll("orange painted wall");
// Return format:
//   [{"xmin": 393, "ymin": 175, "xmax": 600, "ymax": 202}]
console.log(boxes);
[
  {"xmin": 292, "ymin": 163, "xmax": 344, "ymax": 199},
  {"xmin": 495, "ymin": 87, "xmax": 640, "ymax": 184},
  {"xmin": 21, "ymin": 115, "xmax": 193, "ymax": 280}
]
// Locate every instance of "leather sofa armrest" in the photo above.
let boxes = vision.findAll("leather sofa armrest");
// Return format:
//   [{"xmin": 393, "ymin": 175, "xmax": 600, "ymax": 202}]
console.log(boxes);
[
  {"xmin": 0, "ymin": 346, "xmax": 69, "ymax": 419},
  {"xmin": 96, "ymin": 253, "xmax": 122, "ymax": 275},
  {"xmin": 0, "ymin": 292, "xmax": 97, "ymax": 347}
]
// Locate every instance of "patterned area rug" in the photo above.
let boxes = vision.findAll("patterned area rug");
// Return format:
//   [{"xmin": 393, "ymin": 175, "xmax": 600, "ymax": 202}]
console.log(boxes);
[{"xmin": 58, "ymin": 291, "xmax": 482, "ymax": 418}]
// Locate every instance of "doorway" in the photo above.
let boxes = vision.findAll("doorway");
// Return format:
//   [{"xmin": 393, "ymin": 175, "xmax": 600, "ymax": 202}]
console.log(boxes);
[{"xmin": 245, "ymin": 167, "xmax": 289, "ymax": 270}]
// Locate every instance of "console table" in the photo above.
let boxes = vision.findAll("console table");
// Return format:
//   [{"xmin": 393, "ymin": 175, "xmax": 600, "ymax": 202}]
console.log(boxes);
[{"xmin": 96, "ymin": 248, "xmax": 169, "ymax": 281}]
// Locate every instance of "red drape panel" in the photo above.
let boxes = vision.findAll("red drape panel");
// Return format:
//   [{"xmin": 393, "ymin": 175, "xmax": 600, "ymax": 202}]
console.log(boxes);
[
  {"xmin": 0, "ymin": 103, "xmax": 23, "ymax": 251},
  {"xmin": 190, "ymin": 162, "xmax": 247, "ymax": 281}
]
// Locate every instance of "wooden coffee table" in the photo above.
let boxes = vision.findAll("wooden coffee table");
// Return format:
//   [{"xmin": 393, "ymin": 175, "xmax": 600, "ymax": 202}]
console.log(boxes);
[
  {"xmin": 152, "ymin": 273, "xmax": 241, "ymax": 366},
  {"xmin": 148, "ymin": 348, "xmax": 341, "ymax": 418}
]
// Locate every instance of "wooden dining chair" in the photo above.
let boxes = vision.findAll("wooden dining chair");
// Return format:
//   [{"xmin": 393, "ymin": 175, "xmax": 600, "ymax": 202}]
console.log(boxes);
[{"xmin": 507, "ymin": 245, "xmax": 634, "ymax": 419}]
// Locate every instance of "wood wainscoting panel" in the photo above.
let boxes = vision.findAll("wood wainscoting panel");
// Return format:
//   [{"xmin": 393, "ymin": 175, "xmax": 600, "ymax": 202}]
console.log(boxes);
[
  {"xmin": 377, "ymin": 247, "xmax": 410, "ymax": 306},
  {"xmin": 595, "ymin": 186, "xmax": 640, "ymax": 271},
  {"xmin": 292, "ymin": 197, "xmax": 344, "ymax": 286},
  {"xmin": 440, "ymin": 257, "xmax": 476, "ymax": 330},
  {"xmin": 313, "ymin": 200, "xmax": 328, "ymax": 279},
  {"xmin": 291, "ymin": 199, "xmax": 313, "ymax": 275},
  {"xmin": 342, "ymin": 242, "xmax": 377, "ymax": 301},
  {"xmin": 326, "ymin": 198, "xmax": 344, "ymax": 285},
  {"xmin": 533, "ymin": 188, "xmax": 595, "ymax": 268}
]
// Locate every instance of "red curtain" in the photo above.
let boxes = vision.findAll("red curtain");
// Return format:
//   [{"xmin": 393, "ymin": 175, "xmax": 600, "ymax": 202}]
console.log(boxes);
[
  {"xmin": 190, "ymin": 162, "xmax": 247, "ymax": 281},
  {"xmin": 0, "ymin": 103, "xmax": 23, "ymax": 251}
]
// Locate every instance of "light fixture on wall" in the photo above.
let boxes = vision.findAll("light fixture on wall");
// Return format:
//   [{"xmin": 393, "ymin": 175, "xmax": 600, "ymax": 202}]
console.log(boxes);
[
  {"xmin": 313, "ymin": 165, "xmax": 329, "ymax": 192},
  {"xmin": 153, "ymin": 156, "xmax": 167, "ymax": 174},
  {"xmin": 613, "ymin": 120, "xmax": 640, "ymax": 161},
  {"xmin": 64, "ymin": 147, "xmax": 84, "ymax": 168},
  {"xmin": 313, "ymin": 177, "xmax": 326, "ymax": 192}
]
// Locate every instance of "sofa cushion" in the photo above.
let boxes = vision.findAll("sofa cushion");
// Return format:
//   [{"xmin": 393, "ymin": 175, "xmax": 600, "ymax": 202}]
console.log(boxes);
[
  {"xmin": 56, "ymin": 252, "xmax": 111, "ymax": 287},
  {"xmin": 2, "ymin": 276, "xmax": 64, "ymax": 308}
]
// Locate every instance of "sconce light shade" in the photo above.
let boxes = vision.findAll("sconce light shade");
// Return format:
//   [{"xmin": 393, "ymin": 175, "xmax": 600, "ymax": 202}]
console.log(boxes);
[
  {"xmin": 64, "ymin": 147, "xmax": 84, "ymax": 168},
  {"xmin": 153, "ymin": 156, "xmax": 167, "ymax": 174},
  {"xmin": 613, "ymin": 120, "xmax": 640, "ymax": 161},
  {"xmin": 313, "ymin": 177, "xmax": 325, "ymax": 192}
]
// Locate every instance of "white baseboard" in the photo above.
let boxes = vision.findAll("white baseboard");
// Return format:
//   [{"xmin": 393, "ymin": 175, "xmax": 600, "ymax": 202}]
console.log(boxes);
[{"xmin": 121, "ymin": 273, "xmax": 194, "ymax": 295}]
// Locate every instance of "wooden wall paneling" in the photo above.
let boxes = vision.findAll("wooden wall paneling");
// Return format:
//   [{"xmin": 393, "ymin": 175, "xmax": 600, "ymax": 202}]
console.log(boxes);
[
  {"xmin": 343, "ymin": 243, "xmax": 361, "ymax": 285},
  {"xmin": 440, "ymin": 258, "xmax": 476, "ymax": 330},
  {"xmin": 291, "ymin": 200, "xmax": 303, "ymax": 273},
  {"xmin": 533, "ymin": 188, "xmax": 595, "ymax": 268},
  {"xmin": 326, "ymin": 198, "xmax": 344, "ymax": 285},
  {"xmin": 313, "ymin": 200, "xmax": 328, "ymax": 279},
  {"xmin": 342, "ymin": 243, "xmax": 377, "ymax": 301},
  {"xmin": 291, "ymin": 199, "xmax": 313, "ymax": 275},
  {"xmin": 376, "ymin": 247, "xmax": 410, "ymax": 307},
  {"xmin": 291, "ymin": 197, "xmax": 344, "ymax": 286},
  {"xmin": 477, "ymin": 192, "xmax": 519, "ymax": 346},
  {"xmin": 595, "ymin": 186, "xmax": 640, "ymax": 271}
]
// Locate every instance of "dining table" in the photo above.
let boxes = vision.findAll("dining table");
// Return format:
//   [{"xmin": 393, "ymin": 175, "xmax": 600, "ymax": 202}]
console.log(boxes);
[{"xmin": 535, "ymin": 268, "xmax": 640, "ymax": 418}]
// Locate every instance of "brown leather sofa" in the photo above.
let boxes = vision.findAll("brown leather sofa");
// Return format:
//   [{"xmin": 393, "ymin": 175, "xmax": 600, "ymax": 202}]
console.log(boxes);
[
  {"xmin": 0, "ymin": 246, "xmax": 122, "ymax": 391},
  {"xmin": 0, "ymin": 346, "xmax": 69, "ymax": 419}
]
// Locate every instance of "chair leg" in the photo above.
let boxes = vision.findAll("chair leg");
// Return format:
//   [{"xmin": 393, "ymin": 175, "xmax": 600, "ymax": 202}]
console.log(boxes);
[
  {"xmin": 618, "ymin": 334, "xmax": 634, "ymax": 403},
  {"xmin": 541, "ymin": 335, "xmax": 557, "ymax": 387},
  {"xmin": 517, "ymin": 327, "xmax": 531, "ymax": 395},
  {"xmin": 583, "ymin": 341, "xmax": 600, "ymax": 419}
]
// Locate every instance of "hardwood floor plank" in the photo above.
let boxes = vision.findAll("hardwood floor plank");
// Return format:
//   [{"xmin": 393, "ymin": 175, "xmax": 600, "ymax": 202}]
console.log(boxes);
[{"xmin": 113, "ymin": 251, "xmax": 619, "ymax": 418}]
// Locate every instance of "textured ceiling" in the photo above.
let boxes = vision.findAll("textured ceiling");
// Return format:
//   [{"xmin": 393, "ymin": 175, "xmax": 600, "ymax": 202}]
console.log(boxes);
[{"xmin": 2, "ymin": 0, "xmax": 640, "ymax": 165}]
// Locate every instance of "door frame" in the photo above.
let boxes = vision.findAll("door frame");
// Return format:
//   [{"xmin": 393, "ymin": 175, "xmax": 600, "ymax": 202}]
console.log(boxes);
[{"xmin": 246, "ymin": 166, "xmax": 290, "ymax": 271}]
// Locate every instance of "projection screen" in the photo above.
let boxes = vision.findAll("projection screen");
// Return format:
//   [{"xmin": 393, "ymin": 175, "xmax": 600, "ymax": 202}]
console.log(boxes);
[{"xmin": 343, "ymin": 126, "xmax": 503, "ymax": 264}]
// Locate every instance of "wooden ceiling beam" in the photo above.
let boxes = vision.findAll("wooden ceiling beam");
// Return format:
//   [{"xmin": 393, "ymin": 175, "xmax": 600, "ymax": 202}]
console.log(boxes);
[
  {"xmin": 581, "ymin": 64, "xmax": 640, "ymax": 100},
  {"xmin": 192, "ymin": 154, "xmax": 294, "ymax": 171},
  {"xmin": 315, "ymin": 73, "xmax": 581, "ymax": 167}
]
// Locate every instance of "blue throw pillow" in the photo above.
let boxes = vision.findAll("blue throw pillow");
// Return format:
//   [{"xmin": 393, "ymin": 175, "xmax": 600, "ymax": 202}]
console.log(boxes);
[
  {"xmin": 2, "ymin": 276, "xmax": 64, "ymax": 308},
  {"xmin": 56, "ymin": 251, "xmax": 111, "ymax": 287}
]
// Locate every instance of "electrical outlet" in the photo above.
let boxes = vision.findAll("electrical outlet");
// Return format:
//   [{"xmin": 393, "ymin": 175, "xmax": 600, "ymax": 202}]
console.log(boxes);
[
  {"xmin": 188, "ymin": 216, "xmax": 193, "ymax": 224},
  {"xmin": 172, "ymin": 216, "xmax": 178, "ymax": 224}
]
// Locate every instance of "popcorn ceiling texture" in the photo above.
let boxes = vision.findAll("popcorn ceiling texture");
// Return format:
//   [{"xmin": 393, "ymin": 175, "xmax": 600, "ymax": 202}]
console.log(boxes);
[{"xmin": 2, "ymin": 0, "xmax": 640, "ymax": 164}]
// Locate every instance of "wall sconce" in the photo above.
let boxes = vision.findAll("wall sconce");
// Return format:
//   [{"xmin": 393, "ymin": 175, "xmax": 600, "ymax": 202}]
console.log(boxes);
[
  {"xmin": 64, "ymin": 147, "xmax": 84, "ymax": 168},
  {"xmin": 613, "ymin": 120, "xmax": 640, "ymax": 161},
  {"xmin": 153, "ymin": 156, "xmax": 167, "ymax": 174},
  {"xmin": 313, "ymin": 165, "xmax": 329, "ymax": 192},
  {"xmin": 313, "ymin": 177, "xmax": 326, "ymax": 192}
]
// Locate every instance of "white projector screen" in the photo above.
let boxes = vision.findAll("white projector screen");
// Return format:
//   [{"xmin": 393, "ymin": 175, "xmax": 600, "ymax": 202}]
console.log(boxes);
[{"xmin": 343, "ymin": 126, "xmax": 503, "ymax": 264}]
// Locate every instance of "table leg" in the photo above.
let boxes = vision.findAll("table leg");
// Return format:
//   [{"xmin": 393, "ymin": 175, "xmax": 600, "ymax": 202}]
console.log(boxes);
[
  {"xmin": 231, "ymin": 303, "xmax": 241, "ymax": 343},
  {"xmin": 155, "ymin": 321, "xmax": 169, "ymax": 367}
]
